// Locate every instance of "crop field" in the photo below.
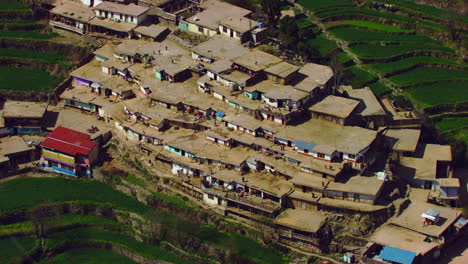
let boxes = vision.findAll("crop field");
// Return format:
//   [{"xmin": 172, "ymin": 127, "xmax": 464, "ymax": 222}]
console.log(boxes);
[
  {"xmin": 366, "ymin": 56, "xmax": 466, "ymax": 75},
  {"xmin": 315, "ymin": 8, "xmax": 446, "ymax": 31},
  {"xmin": 298, "ymin": 0, "xmax": 355, "ymax": 12},
  {"xmin": 0, "ymin": 237, "xmax": 37, "ymax": 263},
  {"xmin": 349, "ymin": 43, "xmax": 453, "ymax": 59},
  {"xmin": 404, "ymin": 82, "xmax": 468, "ymax": 107},
  {"xmin": 308, "ymin": 34, "xmax": 339, "ymax": 56},
  {"xmin": 347, "ymin": 66, "xmax": 378, "ymax": 87},
  {"xmin": 329, "ymin": 27, "xmax": 438, "ymax": 43},
  {"xmin": 328, "ymin": 20, "xmax": 415, "ymax": 33},
  {"xmin": 0, "ymin": 177, "xmax": 149, "ymax": 215},
  {"xmin": 388, "ymin": 67, "xmax": 468, "ymax": 87},
  {"xmin": 378, "ymin": 0, "xmax": 468, "ymax": 23},
  {"xmin": 0, "ymin": 19, "xmax": 37, "ymax": 25},
  {"xmin": 0, "ymin": 177, "xmax": 286, "ymax": 264},
  {"xmin": 369, "ymin": 81, "xmax": 392, "ymax": 96},
  {"xmin": 38, "ymin": 248, "xmax": 137, "ymax": 264},
  {"xmin": 295, "ymin": 17, "xmax": 312, "ymax": 28},
  {"xmin": 0, "ymin": 48, "xmax": 70, "ymax": 63},
  {"xmin": 0, "ymin": 2, "xmax": 29, "ymax": 12},
  {"xmin": 45, "ymin": 227, "xmax": 192, "ymax": 264},
  {"xmin": 434, "ymin": 117, "xmax": 468, "ymax": 144},
  {"xmin": 0, "ymin": 29, "xmax": 59, "ymax": 40},
  {"xmin": 0, "ymin": 66, "xmax": 63, "ymax": 92}
]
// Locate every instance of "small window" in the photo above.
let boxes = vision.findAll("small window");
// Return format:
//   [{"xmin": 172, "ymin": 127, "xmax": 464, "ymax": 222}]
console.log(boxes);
[
  {"xmin": 317, "ymin": 153, "xmax": 325, "ymax": 158},
  {"xmin": 198, "ymin": 26, "xmax": 203, "ymax": 32},
  {"xmin": 223, "ymin": 26, "xmax": 228, "ymax": 33},
  {"xmin": 348, "ymin": 154, "xmax": 356, "ymax": 159},
  {"xmin": 207, "ymin": 194, "xmax": 214, "ymax": 200},
  {"xmin": 304, "ymin": 149, "xmax": 309, "ymax": 154}
]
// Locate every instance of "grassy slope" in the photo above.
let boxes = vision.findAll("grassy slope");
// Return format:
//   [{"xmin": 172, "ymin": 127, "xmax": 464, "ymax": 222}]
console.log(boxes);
[
  {"xmin": 404, "ymin": 82, "xmax": 468, "ymax": 107},
  {"xmin": 366, "ymin": 56, "xmax": 466, "ymax": 75}
]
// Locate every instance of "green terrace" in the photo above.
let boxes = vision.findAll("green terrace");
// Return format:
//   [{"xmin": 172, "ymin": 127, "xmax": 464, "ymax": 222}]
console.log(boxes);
[
  {"xmin": 404, "ymin": 82, "xmax": 468, "ymax": 107},
  {"xmin": 44, "ymin": 227, "xmax": 192, "ymax": 264},
  {"xmin": 0, "ymin": 19, "xmax": 37, "ymax": 25},
  {"xmin": 308, "ymin": 34, "xmax": 340, "ymax": 57},
  {"xmin": 388, "ymin": 67, "xmax": 468, "ymax": 87},
  {"xmin": 366, "ymin": 56, "xmax": 467, "ymax": 76},
  {"xmin": 0, "ymin": 66, "xmax": 64, "ymax": 92},
  {"xmin": 0, "ymin": 177, "xmax": 286, "ymax": 264},
  {"xmin": 315, "ymin": 8, "xmax": 447, "ymax": 32},
  {"xmin": 347, "ymin": 65, "xmax": 378, "ymax": 88},
  {"xmin": 349, "ymin": 43, "xmax": 454, "ymax": 59},
  {"xmin": 298, "ymin": 0, "xmax": 355, "ymax": 12},
  {"xmin": 369, "ymin": 81, "xmax": 392, "ymax": 96},
  {"xmin": 0, "ymin": 237, "xmax": 37, "ymax": 264},
  {"xmin": 0, "ymin": 48, "xmax": 71, "ymax": 63},
  {"xmin": 0, "ymin": 29, "xmax": 59, "ymax": 41},
  {"xmin": 38, "ymin": 248, "xmax": 138, "ymax": 264},
  {"xmin": 433, "ymin": 117, "xmax": 468, "ymax": 144},
  {"xmin": 0, "ymin": 2, "xmax": 30, "ymax": 12},
  {"xmin": 329, "ymin": 27, "xmax": 439, "ymax": 44},
  {"xmin": 377, "ymin": 0, "xmax": 468, "ymax": 24},
  {"xmin": 326, "ymin": 20, "xmax": 415, "ymax": 33}
]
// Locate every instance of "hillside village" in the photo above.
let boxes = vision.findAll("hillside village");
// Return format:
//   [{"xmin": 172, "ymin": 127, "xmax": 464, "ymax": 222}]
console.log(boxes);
[{"xmin": 0, "ymin": 0, "xmax": 466, "ymax": 263}]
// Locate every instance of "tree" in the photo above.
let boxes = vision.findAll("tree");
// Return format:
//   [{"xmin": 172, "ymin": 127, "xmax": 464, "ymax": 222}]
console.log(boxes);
[
  {"xmin": 278, "ymin": 16, "xmax": 299, "ymax": 49},
  {"xmin": 260, "ymin": 0, "xmax": 282, "ymax": 27}
]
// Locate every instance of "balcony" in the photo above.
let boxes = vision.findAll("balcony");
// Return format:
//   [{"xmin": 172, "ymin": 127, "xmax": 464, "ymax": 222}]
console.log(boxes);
[
  {"xmin": 49, "ymin": 20, "xmax": 84, "ymax": 34},
  {"xmin": 201, "ymin": 184, "xmax": 281, "ymax": 213}
]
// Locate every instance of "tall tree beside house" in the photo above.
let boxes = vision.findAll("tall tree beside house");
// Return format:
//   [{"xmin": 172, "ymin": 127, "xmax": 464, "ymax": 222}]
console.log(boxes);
[
  {"xmin": 223, "ymin": 0, "xmax": 256, "ymax": 10},
  {"xmin": 278, "ymin": 15, "xmax": 319, "ymax": 62},
  {"xmin": 260, "ymin": 0, "xmax": 282, "ymax": 27}
]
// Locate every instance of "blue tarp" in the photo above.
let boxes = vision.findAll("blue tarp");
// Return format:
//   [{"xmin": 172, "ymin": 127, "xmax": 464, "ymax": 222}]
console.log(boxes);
[
  {"xmin": 293, "ymin": 140, "xmax": 316, "ymax": 151},
  {"xmin": 216, "ymin": 111, "xmax": 225, "ymax": 116},
  {"xmin": 379, "ymin": 246, "xmax": 416, "ymax": 264}
]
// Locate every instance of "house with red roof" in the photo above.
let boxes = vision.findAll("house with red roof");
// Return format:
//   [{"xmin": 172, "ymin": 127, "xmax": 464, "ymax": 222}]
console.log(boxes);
[{"xmin": 40, "ymin": 126, "xmax": 99, "ymax": 177}]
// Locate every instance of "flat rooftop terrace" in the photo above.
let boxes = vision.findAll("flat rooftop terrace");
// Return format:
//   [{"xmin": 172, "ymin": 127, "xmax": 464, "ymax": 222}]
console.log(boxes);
[{"xmin": 3, "ymin": 101, "xmax": 48, "ymax": 119}]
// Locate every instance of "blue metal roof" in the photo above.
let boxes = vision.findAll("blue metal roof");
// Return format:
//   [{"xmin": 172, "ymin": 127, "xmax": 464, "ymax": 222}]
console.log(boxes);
[
  {"xmin": 294, "ymin": 140, "xmax": 316, "ymax": 151},
  {"xmin": 379, "ymin": 246, "xmax": 416, "ymax": 264}
]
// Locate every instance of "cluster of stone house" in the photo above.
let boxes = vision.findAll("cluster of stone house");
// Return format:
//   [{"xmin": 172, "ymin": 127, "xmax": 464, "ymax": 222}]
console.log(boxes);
[{"xmin": 2, "ymin": 0, "xmax": 464, "ymax": 259}]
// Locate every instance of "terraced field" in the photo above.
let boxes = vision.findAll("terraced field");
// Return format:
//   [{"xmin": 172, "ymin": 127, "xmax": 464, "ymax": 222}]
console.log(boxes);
[
  {"xmin": 0, "ymin": 1, "xmax": 68, "ymax": 94},
  {"xmin": 0, "ymin": 177, "xmax": 286, "ymax": 264},
  {"xmin": 297, "ymin": 0, "xmax": 468, "ymax": 155}
]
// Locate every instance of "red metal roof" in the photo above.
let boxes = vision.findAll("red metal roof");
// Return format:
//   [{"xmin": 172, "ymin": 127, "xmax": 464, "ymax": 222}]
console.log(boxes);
[{"xmin": 41, "ymin": 126, "xmax": 97, "ymax": 156}]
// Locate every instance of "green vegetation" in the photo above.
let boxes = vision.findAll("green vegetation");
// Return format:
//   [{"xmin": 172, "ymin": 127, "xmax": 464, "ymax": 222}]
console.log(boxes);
[
  {"xmin": 0, "ymin": 19, "xmax": 37, "ymax": 25},
  {"xmin": 199, "ymin": 226, "xmax": 284, "ymax": 264},
  {"xmin": 295, "ymin": 17, "xmax": 312, "ymax": 28},
  {"xmin": 330, "ymin": 27, "xmax": 437, "ymax": 43},
  {"xmin": 435, "ymin": 117, "xmax": 468, "ymax": 132},
  {"xmin": 350, "ymin": 43, "xmax": 453, "ymax": 59},
  {"xmin": 0, "ymin": 1, "xmax": 29, "ymax": 12},
  {"xmin": 404, "ymin": 82, "xmax": 468, "ymax": 107},
  {"xmin": 308, "ymin": 34, "xmax": 339, "ymax": 56},
  {"xmin": 329, "ymin": 20, "xmax": 414, "ymax": 33},
  {"xmin": 0, "ymin": 236, "xmax": 37, "ymax": 263},
  {"xmin": 0, "ymin": 177, "xmax": 149, "ymax": 215},
  {"xmin": 366, "ymin": 56, "xmax": 466, "ymax": 75},
  {"xmin": 315, "ymin": 8, "xmax": 446, "ymax": 31},
  {"xmin": 378, "ymin": 0, "xmax": 468, "ymax": 23},
  {"xmin": 388, "ymin": 67, "xmax": 468, "ymax": 87},
  {"xmin": 0, "ymin": 215, "xmax": 125, "ymax": 236},
  {"xmin": 150, "ymin": 192, "xmax": 194, "ymax": 210},
  {"xmin": 122, "ymin": 173, "xmax": 148, "ymax": 187},
  {"xmin": 39, "ymin": 248, "xmax": 137, "ymax": 264},
  {"xmin": 298, "ymin": 0, "xmax": 355, "ymax": 12},
  {"xmin": 0, "ymin": 30, "xmax": 59, "ymax": 40},
  {"xmin": 433, "ymin": 117, "xmax": 468, "ymax": 144},
  {"xmin": 347, "ymin": 65, "xmax": 378, "ymax": 87},
  {"xmin": 369, "ymin": 81, "xmax": 392, "ymax": 96},
  {"xmin": 0, "ymin": 66, "xmax": 63, "ymax": 92},
  {"xmin": 45, "ymin": 227, "xmax": 191, "ymax": 264},
  {"xmin": 0, "ymin": 48, "xmax": 70, "ymax": 63}
]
